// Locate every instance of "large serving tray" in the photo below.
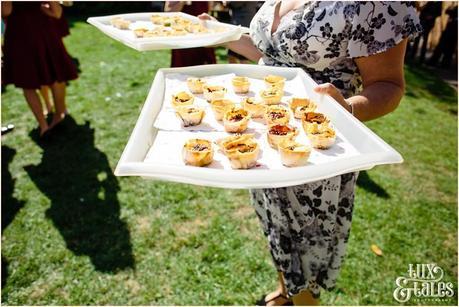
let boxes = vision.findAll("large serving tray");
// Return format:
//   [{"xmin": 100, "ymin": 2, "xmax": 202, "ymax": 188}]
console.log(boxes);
[
  {"xmin": 87, "ymin": 12, "xmax": 245, "ymax": 51},
  {"xmin": 114, "ymin": 64, "xmax": 403, "ymax": 189}
]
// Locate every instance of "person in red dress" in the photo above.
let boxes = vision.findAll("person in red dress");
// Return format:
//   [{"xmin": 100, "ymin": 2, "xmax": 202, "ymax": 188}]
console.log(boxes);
[
  {"xmin": 2, "ymin": 2, "xmax": 78, "ymax": 137},
  {"xmin": 165, "ymin": 1, "xmax": 216, "ymax": 67}
]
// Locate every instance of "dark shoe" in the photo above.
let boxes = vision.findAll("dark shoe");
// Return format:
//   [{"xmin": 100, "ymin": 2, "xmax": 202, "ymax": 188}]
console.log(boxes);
[
  {"xmin": 1, "ymin": 124, "xmax": 15, "ymax": 136},
  {"xmin": 256, "ymin": 293, "xmax": 293, "ymax": 306}
]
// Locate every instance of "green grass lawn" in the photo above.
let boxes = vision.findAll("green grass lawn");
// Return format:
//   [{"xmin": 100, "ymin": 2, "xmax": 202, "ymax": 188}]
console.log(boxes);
[{"xmin": 1, "ymin": 20, "xmax": 457, "ymax": 305}]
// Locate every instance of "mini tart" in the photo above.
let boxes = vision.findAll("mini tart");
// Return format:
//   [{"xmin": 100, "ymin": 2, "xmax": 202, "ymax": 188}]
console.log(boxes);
[
  {"xmin": 133, "ymin": 28, "xmax": 149, "ymax": 38},
  {"xmin": 203, "ymin": 85, "xmax": 227, "ymax": 102},
  {"xmin": 260, "ymin": 87, "xmax": 283, "ymax": 105},
  {"xmin": 182, "ymin": 139, "xmax": 214, "ymax": 167},
  {"xmin": 265, "ymin": 105, "xmax": 290, "ymax": 125},
  {"xmin": 175, "ymin": 106, "xmax": 205, "ymax": 127},
  {"xmin": 210, "ymin": 99, "xmax": 235, "ymax": 121},
  {"xmin": 264, "ymin": 75, "xmax": 286, "ymax": 91},
  {"xmin": 307, "ymin": 124, "xmax": 336, "ymax": 149},
  {"xmin": 186, "ymin": 24, "xmax": 208, "ymax": 33},
  {"xmin": 218, "ymin": 134, "xmax": 259, "ymax": 169},
  {"xmin": 223, "ymin": 107, "xmax": 250, "ymax": 133},
  {"xmin": 144, "ymin": 28, "xmax": 170, "ymax": 37},
  {"xmin": 278, "ymin": 141, "xmax": 311, "ymax": 167},
  {"xmin": 290, "ymin": 97, "xmax": 317, "ymax": 119},
  {"xmin": 170, "ymin": 29, "xmax": 188, "ymax": 36},
  {"xmin": 242, "ymin": 97, "xmax": 266, "ymax": 118},
  {"xmin": 186, "ymin": 77, "xmax": 206, "ymax": 94},
  {"xmin": 267, "ymin": 124, "xmax": 298, "ymax": 149},
  {"xmin": 150, "ymin": 15, "xmax": 164, "ymax": 25},
  {"xmin": 301, "ymin": 112, "xmax": 330, "ymax": 134},
  {"xmin": 171, "ymin": 91, "xmax": 194, "ymax": 109},
  {"xmin": 111, "ymin": 17, "xmax": 131, "ymax": 30},
  {"xmin": 232, "ymin": 76, "xmax": 250, "ymax": 94}
]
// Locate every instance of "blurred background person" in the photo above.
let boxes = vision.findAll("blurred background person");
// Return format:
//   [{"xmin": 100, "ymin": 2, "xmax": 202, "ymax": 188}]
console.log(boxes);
[
  {"xmin": 165, "ymin": 1, "xmax": 216, "ymax": 67},
  {"xmin": 408, "ymin": 1, "xmax": 442, "ymax": 63},
  {"xmin": 428, "ymin": 4, "xmax": 458, "ymax": 68},
  {"xmin": 2, "ymin": 1, "xmax": 78, "ymax": 137}
]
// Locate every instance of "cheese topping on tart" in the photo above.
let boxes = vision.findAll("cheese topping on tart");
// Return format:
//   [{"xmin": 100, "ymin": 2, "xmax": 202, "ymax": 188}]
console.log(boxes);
[
  {"xmin": 203, "ymin": 85, "xmax": 227, "ymax": 102},
  {"xmin": 172, "ymin": 91, "xmax": 194, "ymax": 109},
  {"xmin": 265, "ymin": 105, "xmax": 290, "ymax": 125},
  {"xmin": 303, "ymin": 112, "xmax": 328, "ymax": 124},
  {"xmin": 182, "ymin": 139, "xmax": 214, "ymax": 167}
]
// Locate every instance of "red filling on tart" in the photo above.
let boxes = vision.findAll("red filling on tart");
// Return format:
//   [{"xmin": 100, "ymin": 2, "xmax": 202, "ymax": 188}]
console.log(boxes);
[{"xmin": 269, "ymin": 125, "xmax": 293, "ymax": 136}]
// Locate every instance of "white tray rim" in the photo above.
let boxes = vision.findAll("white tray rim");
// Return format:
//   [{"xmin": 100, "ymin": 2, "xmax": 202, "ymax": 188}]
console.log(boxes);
[
  {"xmin": 87, "ymin": 12, "xmax": 244, "ymax": 51},
  {"xmin": 114, "ymin": 64, "xmax": 403, "ymax": 189}
]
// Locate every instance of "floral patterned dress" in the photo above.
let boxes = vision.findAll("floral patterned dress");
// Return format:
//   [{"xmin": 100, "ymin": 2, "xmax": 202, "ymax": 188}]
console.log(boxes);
[{"xmin": 249, "ymin": 1, "xmax": 421, "ymax": 298}]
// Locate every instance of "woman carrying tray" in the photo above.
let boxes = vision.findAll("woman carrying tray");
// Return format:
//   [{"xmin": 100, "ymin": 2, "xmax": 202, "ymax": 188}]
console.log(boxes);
[{"xmin": 200, "ymin": 1, "xmax": 421, "ymax": 305}]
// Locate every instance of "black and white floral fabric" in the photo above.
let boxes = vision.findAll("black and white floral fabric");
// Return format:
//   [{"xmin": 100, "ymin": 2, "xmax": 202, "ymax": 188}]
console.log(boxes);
[{"xmin": 249, "ymin": 1, "xmax": 421, "ymax": 298}]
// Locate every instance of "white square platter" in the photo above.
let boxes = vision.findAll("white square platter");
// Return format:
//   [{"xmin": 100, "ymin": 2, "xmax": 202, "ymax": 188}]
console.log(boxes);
[
  {"xmin": 87, "ymin": 12, "xmax": 245, "ymax": 51},
  {"xmin": 114, "ymin": 64, "xmax": 403, "ymax": 189}
]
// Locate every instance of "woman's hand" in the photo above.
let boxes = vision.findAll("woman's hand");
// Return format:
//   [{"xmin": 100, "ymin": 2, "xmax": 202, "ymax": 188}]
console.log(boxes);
[
  {"xmin": 197, "ymin": 13, "xmax": 217, "ymax": 22},
  {"xmin": 40, "ymin": 2, "xmax": 62, "ymax": 19},
  {"xmin": 314, "ymin": 83, "xmax": 352, "ymax": 113}
]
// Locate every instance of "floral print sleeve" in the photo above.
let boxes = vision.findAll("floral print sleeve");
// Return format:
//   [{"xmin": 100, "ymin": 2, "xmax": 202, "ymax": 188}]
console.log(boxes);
[{"xmin": 347, "ymin": 2, "xmax": 423, "ymax": 57}]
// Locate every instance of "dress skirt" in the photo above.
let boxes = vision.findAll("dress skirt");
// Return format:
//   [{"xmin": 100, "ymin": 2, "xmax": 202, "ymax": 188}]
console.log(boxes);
[
  {"xmin": 2, "ymin": 2, "xmax": 78, "ymax": 89},
  {"xmin": 250, "ymin": 172, "xmax": 359, "ymax": 298}
]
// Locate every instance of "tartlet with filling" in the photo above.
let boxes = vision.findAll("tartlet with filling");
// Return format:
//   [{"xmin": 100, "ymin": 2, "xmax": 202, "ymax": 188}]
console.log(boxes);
[
  {"xmin": 175, "ymin": 105, "xmax": 205, "ymax": 127},
  {"xmin": 171, "ymin": 91, "xmax": 194, "ymax": 109},
  {"xmin": 187, "ymin": 77, "xmax": 206, "ymax": 94},
  {"xmin": 265, "ymin": 105, "xmax": 290, "ymax": 125},
  {"xmin": 203, "ymin": 85, "xmax": 226, "ymax": 102},
  {"xmin": 290, "ymin": 97, "xmax": 317, "ymax": 119},
  {"xmin": 307, "ymin": 123, "xmax": 336, "ymax": 149},
  {"xmin": 242, "ymin": 97, "xmax": 266, "ymax": 118},
  {"xmin": 182, "ymin": 139, "xmax": 214, "ymax": 167},
  {"xmin": 301, "ymin": 111, "xmax": 330, "ymax": 134},
  {"xmin": 217, "ymin": 134, "xmax": 259, "ymax": 169},
  {"xmin": 111, "ymin": 17, "xmax": 131, "ymax": 29},
  {"xmin": 210, "ymin": 99, "xmax": 235, "ymax": 121},
  {"xmin": 260, "ymin": 87, "xmax": 283, "ymax": 105},
  {"xmin": 223, "ymin": 107, "xmax": 250, "ymax": 133},
  {"xmin": 267, "ymin": 124, "xmax": 298, "ymax": 149},
  {"xmin": 232, "ymin": 76, "xmax": 250, "ymax": 94},
  {"xmin": 133, "ymin": 28, "xmax": 149, "ymax": 38},
  {"xmin": 277, "ymin": 140, "xmax": 311, "ymax": 167},
  {"xmin": 264, "ymin": 75, "xmax": 286, "ymax": 91}
]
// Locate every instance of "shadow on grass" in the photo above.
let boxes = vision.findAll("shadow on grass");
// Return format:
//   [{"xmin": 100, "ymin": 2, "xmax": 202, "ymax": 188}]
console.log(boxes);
[
  {"xmin": 2, "ymin": 145, "xmax": 25, "ymax": 288},
  {"xmin": 404, "ymin": 64, "xmax": 458, "ymax": 107},
  {"xmin": 356, "ymin": 171, "xmax": 390, "ymax": 199},
  {"xmin": 24, "ymin": 116, "xmax": 135, "ymax": 272}
]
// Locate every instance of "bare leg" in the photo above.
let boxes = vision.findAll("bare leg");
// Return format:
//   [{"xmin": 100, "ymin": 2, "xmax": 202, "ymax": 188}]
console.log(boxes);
[
  {"xmin": 292, "ymin": 289, "xmax": 319, "ymax": 306},
  {"xmin": 40, "ymin": 85, "xmax": 54, "ymax": 115},
  {"xmin": 23, "ymin": 89, "xmax": 49, "ymax": 136},
  {"xmin": 49, "ymin": 81, "xmax": 67, "ymax": 127},
  {"xmin": 263, "ymin": 272, "xmax": 291, "ymax": 306}
]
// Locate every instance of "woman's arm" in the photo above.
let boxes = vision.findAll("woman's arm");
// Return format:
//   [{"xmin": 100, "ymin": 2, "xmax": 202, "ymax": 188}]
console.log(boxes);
[
  {"xmin": 227, "ymin": 34, "xmax": 263, "ymax": 62},
  {"xmin": 198, "ymin": 13, "xmax": 263, "ymax": 62},
  {"xmin": 40, "ymin": 2, "xmax": 62, "ymax": 19},
  {"xmin": 1, "ymin": 1, "xmax": 12, "ymax": 18},
  {"xmin": 315, "ymin": 40, "xmax": 407, "ymax": 122}
]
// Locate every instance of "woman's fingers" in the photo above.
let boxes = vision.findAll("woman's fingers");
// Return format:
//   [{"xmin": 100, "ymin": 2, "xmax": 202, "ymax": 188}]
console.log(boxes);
[
  {"xmin": 314, "ymin": 83, "xmax": 351, "ymax": 112},
  {"xmin": 198, "ymin": 13, "xmax": 217, "ymax": 21}
]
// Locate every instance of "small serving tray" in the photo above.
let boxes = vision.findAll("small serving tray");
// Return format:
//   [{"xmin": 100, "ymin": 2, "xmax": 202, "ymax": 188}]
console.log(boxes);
[
  {"xmin": 114, "ymin": 64, "xmax": 403, "ymax": 189},
  {"xmin": 87, "ymin": 12, "xmax": 245, "ymax": 51}
]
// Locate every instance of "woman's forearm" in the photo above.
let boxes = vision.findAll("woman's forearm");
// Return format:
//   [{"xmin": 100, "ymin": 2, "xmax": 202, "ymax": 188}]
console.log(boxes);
[
  {"xmin": 347, "ymin": 81, "xmax": 404, "ymax": 121},
  {"xmin": 227, "ymin": 34, "xmax": 263, "ymax": 62}
]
